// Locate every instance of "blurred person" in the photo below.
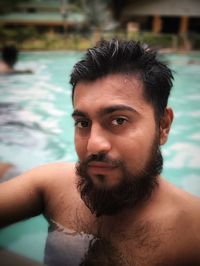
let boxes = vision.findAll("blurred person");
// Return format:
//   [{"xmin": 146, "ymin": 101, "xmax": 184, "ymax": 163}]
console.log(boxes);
[
  {"xmin": 0, "ymin": 39, "xmax": 200, "ymax": 266},
  {"xmin": 0, "ymin": 45, "xmax": 32, "ymax": 74}
]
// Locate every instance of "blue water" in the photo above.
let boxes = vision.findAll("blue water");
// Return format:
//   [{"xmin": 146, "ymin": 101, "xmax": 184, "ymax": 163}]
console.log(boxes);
[
  {"xmin": 161, "ymin": 53, "xmax": 200, "ymax": 194},
  {"xmin": 0, "ymin": 51, "xmax": 81, "ymax": 170},
  {"xmin": 0, "ymin": 51, "xmax": 200, "ymax": 262}
]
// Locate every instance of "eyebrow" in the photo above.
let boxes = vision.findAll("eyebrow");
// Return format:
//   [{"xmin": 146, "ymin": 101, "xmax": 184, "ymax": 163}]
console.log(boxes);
[
  {"xmin": 98, "ymin": 105, "xmax": 138, "ymax": 116},
  {"xmin": 72, "ymin": 104, "xmax": 138, "ymax": 118},
  {"xmin": 72, "ymin": 110, "xmax": 88, "ymax": 118}
]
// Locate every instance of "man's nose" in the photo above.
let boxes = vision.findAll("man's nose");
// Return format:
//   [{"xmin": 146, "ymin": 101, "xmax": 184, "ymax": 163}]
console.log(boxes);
[{"xmin": 87, "ymin": 124, "xmax": 111, "ymax": 154}]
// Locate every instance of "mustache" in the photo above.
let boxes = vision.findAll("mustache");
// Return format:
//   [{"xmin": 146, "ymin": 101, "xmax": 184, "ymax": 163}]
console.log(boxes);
[{"xmin": 78, "ymin": 153, "xmax": 123, "ymax": 168}]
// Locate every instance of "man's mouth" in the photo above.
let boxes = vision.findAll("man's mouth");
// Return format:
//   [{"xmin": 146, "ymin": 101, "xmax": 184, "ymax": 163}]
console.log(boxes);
[{"xmin": 88, "ymin": 162, "xmax": 117, "ymax": 173}]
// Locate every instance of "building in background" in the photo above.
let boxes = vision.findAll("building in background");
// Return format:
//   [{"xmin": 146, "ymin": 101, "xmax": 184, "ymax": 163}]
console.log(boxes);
[
  {"xmin": 0, "ymin": 0, "xmax": 200, "ymax": 50},
  {"xmin": 112, "ymin": 0, "xmax": 200, "ymax": 35},
  {"xmin": 0, "ymin": 0, "xmax": 86, "ymax": 33},
  {"xmin": 1, "ymin": 0, "xmax": 200, "ymax": 35}
]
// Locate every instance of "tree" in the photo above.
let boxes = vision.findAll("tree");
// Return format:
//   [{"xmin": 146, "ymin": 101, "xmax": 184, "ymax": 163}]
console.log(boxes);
[{"xmin": 79, "ymin": 0, "xmax": 117, "ymax": 30}]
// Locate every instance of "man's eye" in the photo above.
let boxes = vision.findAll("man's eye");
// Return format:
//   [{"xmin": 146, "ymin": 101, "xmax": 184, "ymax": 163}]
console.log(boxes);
[
  {"xmin": 112, "ymin": 117, "xmax": 127, "ymax": 126},
  {"xmin": 75, "ymin": 120, "xmax": 90, "ymax": 128}
]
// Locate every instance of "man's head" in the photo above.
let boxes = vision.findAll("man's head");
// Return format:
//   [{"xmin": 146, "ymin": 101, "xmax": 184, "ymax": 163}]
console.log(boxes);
[
  {"xmin": 70, "ymin": 39, "xmax": 173, "ymax": 121},
  {"xmin": 2, "ymin": 45, "xmax": 18, "ymax": 67},
  {"xmin": 70, "ymin": 39, "xmax": 174, "ymax": 217}
]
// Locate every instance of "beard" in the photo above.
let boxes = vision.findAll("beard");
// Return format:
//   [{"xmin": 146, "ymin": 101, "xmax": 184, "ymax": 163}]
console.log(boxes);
[{"xmin": 76, "ymin": 136, "xmax": 163, "ymax": 217}]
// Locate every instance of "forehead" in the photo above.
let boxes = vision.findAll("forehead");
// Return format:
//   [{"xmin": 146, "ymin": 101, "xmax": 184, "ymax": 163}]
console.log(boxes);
[{"xmin": 73, "ymin": 74, "xmax": 149, "ymax": 112}]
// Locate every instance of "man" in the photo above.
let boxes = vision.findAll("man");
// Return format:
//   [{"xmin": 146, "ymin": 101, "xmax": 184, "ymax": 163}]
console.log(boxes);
[
  {"xmin": 0, "ymin": 39, "xmax": 200, "ymax": 266},
  {"xmin": 0, "ymin": 45, "xmax": 32, "ymax": 74}
]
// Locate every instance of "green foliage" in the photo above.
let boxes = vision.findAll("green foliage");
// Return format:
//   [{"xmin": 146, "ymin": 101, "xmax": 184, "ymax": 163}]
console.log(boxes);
[
  {"xmin": 1, "ymin": 26, "xmax": 199, "ymax": 51},
  {"xmin": 101, "ymin": 31, "xmax": 177, "ymax": 49},
  {"xmin": 0, "ymin": 26, "xmax": 39, "ymax": 45},
  {"xmin": 190, "ymin": 34, "xmax": 200, "ymax": 49},
  {"xmin": 140, "ymin": 32, "xmax": 175, "ymax": 48}
]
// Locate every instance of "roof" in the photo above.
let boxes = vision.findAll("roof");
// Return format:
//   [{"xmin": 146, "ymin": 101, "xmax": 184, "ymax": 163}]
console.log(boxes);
[
  {"xmin": 122, "ymin": 0, "xmax": 200, "ymax": 18},
  {"xmin": 0, "ymin": 12, "xmax": 86, "ymax": 26},
  {"xmin": 16, "ymin": 1, "xmax": 80, "ymax": 13},
  {"xmin": 17, "ymin": 1, "xmax": 60, "ymax": 9}
]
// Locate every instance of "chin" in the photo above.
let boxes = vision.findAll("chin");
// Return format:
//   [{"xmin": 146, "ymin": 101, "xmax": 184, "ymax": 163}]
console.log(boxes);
[{"xmin": 90, "ymin": 173, "xmax": 123, "ymax": 190}]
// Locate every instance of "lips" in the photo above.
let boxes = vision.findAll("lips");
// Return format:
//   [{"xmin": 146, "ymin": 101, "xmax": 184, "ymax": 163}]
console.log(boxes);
[
  {"xmin": 88, "ymin": 161, "xmax": 116, "ymax": 167},
  {"xmin": 88, "ymin": 162, "xmax": 116, "ymax": 173}
]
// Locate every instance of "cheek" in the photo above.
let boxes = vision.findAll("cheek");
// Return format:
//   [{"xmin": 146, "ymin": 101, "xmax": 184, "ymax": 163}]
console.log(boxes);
[
  {"xmin": 74, "ymin": 134, "xmax": 87, "ymax": 160},
  {"xmin": 120, "ymin": 131, "xmax": 155, "ymax": 166}
]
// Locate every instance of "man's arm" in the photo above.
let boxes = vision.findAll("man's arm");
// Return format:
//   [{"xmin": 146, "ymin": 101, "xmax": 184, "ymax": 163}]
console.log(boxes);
[
  {"xmin": 0, "ymin": 162, "xmax": 75, "ymax": 228},
  {"xmin": 0, "ymin": 167, "xmax": 44, "ymax": 228}
]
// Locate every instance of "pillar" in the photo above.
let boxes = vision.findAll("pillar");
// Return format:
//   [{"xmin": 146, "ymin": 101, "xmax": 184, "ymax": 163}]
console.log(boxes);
[
  {"xmin": 179, "ymin": 16, "xmax": 189, "ymax": 34},
  {"xmin": 152, "ymin": 15, "xmax": 162, "ymax": 33}
]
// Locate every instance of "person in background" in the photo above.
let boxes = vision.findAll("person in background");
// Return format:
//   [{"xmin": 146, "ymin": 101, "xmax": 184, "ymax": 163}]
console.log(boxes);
[
  {"xmin": 0, "ymin": 45, "xmax": 32, "ymax": 74},
  {"xmin": 0, "ymin": 39, "xmax": 200, "ymax": 266}
]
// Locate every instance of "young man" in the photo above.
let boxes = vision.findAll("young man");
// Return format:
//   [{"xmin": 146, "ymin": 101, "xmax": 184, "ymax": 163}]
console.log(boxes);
[
  {"xmin": 0, "ymin": 39, "xmax": 200, "ymax": 266},
  {"xmin": 0, "ymin": 45, "xmax": 32, "ymax": 74}
]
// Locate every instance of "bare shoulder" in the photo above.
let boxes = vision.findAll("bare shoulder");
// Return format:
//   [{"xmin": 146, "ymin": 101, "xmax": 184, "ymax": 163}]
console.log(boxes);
[
  {"xmin": 163, "ymin": 180, "xmax": 200, "ymax": 250},
  {"xmin": 145, "ymin": 179, "xmax": 200, "ymax": 264},
  {"xmin": 34, "ymin": 162, "xmax": 80, "ymax": 222},
  {"xmin": 173, "ymin": 182, "xmax": 200, "ymax": 216},
  {"xmin": 0, "ymin": 162, "xmax": 77, "ymax": 227},
  {"xmin": 152, "ymin": 179, "xmax": 200, "ymax": 240},
  {"xmin": 25, "ymin": 161, "xmax": 76, "ymax": 178},
  {"xmin": 181, "ymin": 190, "xmax": 200, "ymax": 236},
  {"xmin": 0, "ymin": 161, "xmax": 76, "ymax": 188},
  {"xmin": 163, "ymin": 179, "xmax": 200, "ymax": 221},
  {"xmin": 175, "ymin": 191, "xmax": 200, "ymax": 262},
  {"xmin": 21, "ymin": 162, "xmax": 75, "ymax": 194}
]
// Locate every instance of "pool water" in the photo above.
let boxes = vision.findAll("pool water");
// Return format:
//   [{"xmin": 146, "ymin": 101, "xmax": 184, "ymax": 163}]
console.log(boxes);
[{"xmin": 0, "ymin": 51, "xmax": 200, "ymax": 263}]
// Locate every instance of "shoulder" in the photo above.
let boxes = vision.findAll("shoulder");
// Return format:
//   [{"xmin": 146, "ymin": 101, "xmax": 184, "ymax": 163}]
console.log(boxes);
[
  {"xmin": 149, "ymin": 179, "xmax": 200, "ymax": 242},
  {"xmin": 24, "ymin": 161, "xmax": 77, "ymax": 187},
  {"xmin": 25, "ymin": 162, "xmax": 79, "ymax": 217},
  {"xmin": 146, "ymin": 180, "xmax": 200, "ymax": 263},
  {"xmin": 162, "ymin": 180, "xmax": 200, "ymax": 254},
  {"xmin": 160, "ymin": 179, "xmax": 200, "ymax": 223},
  {"xmin": 31, "ymin": 162, "xmax": 81, "ymax": 222},
  {"xmin": 29, "ymin": 161, "xmax": 76, "ymax": 175}
]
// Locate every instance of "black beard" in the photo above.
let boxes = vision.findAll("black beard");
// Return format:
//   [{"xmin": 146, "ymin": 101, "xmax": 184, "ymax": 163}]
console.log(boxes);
[{"xmin": 76, "ymin": 139, "xmax": 163, "ymax": 217}]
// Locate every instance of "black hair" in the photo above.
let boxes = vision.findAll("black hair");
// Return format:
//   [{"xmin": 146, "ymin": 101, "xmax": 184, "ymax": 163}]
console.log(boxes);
[
  {"xmin": 70, "ymin": 39, "xmax": 173, "ymax": 120},
  {"xmin": 2, "ymin": 45, "xmax": 18, "ymax": 67}
]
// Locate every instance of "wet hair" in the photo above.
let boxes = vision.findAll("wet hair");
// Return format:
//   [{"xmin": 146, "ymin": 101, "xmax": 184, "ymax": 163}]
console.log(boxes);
[
  {"xmin": 70, "ymin": 39, "xmax": 173, "ymax": 120},
  {"xmin": 2, "ymin": 45, "xmax": 18, "ymax": 67}
]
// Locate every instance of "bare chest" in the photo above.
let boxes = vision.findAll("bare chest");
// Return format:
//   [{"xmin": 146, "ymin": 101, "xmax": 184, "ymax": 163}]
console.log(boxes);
[
  {"xmin": 45, "ymin": 188, "xmax": 200, "ymax": 266},
  {"xmin": 46, "ymin": 204, "xmax": 197, "ymax": 266}
]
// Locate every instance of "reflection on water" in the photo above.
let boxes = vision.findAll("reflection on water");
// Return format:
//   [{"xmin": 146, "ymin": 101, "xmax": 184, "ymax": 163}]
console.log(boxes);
[
  {"xmin": 0, "ymin": 101, "xmax": 67, "ymax": 171},
  {"xmin": 45, "ymin": 220, "xmax": 124, "ymax": 266},
  {"xmin": 0, "ymin": 103, "xmax": 42, "ymax": 146}
]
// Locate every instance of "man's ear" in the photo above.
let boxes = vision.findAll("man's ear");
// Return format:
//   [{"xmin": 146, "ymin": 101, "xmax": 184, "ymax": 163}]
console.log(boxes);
[{"xmin": 159, "ymin": 107, "xmax": 174, "ymax": 145}]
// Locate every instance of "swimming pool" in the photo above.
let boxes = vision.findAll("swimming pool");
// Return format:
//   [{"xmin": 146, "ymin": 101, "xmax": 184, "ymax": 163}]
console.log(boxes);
[{"xmin": 0, "ymin": 51, "xmax": 200, "ymax": 263}]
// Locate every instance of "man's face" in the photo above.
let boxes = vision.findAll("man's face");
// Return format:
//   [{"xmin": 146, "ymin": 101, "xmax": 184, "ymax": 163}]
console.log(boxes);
[{"xmin": 72, "ymin": 74, "xmax": 163, "ymax": 216}]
